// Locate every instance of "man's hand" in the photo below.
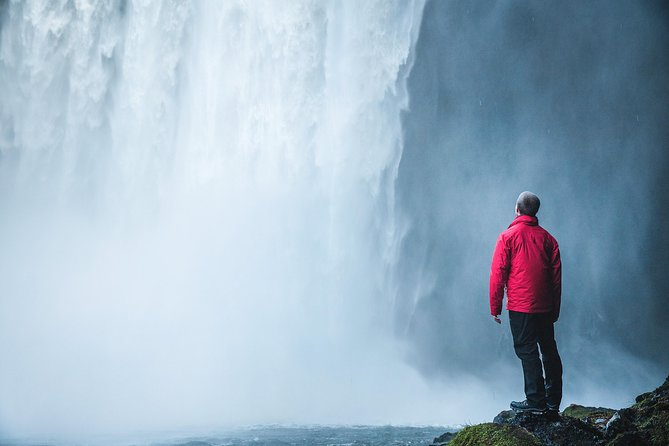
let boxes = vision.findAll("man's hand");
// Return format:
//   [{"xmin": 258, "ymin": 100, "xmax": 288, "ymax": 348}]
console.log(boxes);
[{"xmin": 492, "ymin": 315, "xmax": 501, "ymax": 324}]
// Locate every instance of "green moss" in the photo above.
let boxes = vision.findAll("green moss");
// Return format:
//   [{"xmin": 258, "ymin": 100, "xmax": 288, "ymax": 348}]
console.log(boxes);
[
  {"xmin": 644, "ymin": 412, "xmax": 669, "ymax": 445},
  {"xmin": 606, "ymin": 432, "xmax": 645, "ymax": 445},
  {"xmin": 562, "ymin": 404, "xmax": 615, "ymax": 429},
  {"xmin": 563, "ymin": 404, "xmax": 615, "ymax": 420},
  {"xmin": 448, "ymin": 423, "xmax": 541, "ymax": 446},
  {"xmin": 628, "ymin": 375, "xmax": 669, "ymax": 445}
]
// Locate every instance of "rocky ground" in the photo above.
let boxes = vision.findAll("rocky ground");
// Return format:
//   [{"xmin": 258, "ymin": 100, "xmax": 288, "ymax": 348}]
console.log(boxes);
[{"xmin": 431, "ymin": 374, "xmax": 669, "ymax": 445}]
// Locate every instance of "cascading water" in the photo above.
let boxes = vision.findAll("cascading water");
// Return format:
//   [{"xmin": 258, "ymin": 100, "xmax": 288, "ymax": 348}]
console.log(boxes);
[
  {"xmin": 4, "ymin": 0, "xmax": 668, "ymax": 441},
  {"xmin": 0, "ymin": 0, "xmax": 500, "ymax": 438}
]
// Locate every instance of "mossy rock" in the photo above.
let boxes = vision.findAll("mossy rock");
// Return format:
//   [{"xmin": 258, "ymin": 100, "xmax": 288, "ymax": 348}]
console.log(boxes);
[
  {"xmin": 431, "ymin": 431, "xmax": 456, "ymax": 445},
  {"xmin": 493, "ymin": 409, "xmax": 603, "ymax": 445},
  {"xmin": 606, "ymin": 431, "xmax": 648, "ymax": 446},
  {"xmin": 635, "ymin": 410, "xmax": 669, "ymax": 445},
  {"xmin": 629, "ymin": 375, "xmax": 669, "ymax": 445},
  {"xmin": 562, "ymin": 404, "xmax": 616, "ymax": 430},
  {"xmin": 448, "ymin": 423, "xmax": 541, "ymax": 446}
]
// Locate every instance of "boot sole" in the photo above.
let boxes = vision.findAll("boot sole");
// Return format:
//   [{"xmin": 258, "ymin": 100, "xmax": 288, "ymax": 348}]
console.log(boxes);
[{"xmin": 511, "ymin": 407, "xmax": 547, "ymax": 415}]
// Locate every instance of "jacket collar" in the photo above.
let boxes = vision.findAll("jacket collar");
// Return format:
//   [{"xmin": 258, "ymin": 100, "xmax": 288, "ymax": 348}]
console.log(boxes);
[{"xmin": 509, "ymin": 214, "xmax": 538, "ymax": 228}]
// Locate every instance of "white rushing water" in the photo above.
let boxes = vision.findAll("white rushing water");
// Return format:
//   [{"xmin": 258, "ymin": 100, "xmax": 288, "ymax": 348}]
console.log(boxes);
[{"xmin": 0, "ymin": 0, "xmax": 500, "ymax": 438}]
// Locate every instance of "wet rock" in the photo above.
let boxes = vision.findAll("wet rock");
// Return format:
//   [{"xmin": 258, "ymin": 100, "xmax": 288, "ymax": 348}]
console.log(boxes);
[
  {"xmin": 493, "ymin": 410, "xmax": 602, "ymax": 446},
  {"xmin": 562, "ymin": 404, "xmax": 616, "ymax": 431},
  {"xmin": 430, "ymin": 374, "xmax": 669, "ymax": 445},
  {"xmin": 626, "ymin": 375, "xmax": 669, "ymax": 445},
  {"xmin": 603, "ymin": 409, "xmax": 635, "ymax": 438},
  {"xmin": 605, "ymin": 431, "xmax": 648, "ymax": 446},
  {"xmin": 430, "ymin": 431, "xmax": 456, "ymax": 445}
]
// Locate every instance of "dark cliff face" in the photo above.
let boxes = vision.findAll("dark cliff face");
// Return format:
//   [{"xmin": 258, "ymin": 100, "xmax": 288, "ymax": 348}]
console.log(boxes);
[{"xmin": 397, "ymin": 0, "xmax": 669, "ymax": 384}]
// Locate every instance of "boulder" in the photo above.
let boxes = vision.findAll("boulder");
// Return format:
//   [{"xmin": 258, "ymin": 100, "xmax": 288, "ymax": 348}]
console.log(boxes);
[
  {"xmin": 430, "ymin": 431, "xmax": 456, "ymax": 445},
  {"xmin": 562, "ymin": 404, "xmax": 616, "ymax": 431},
  {"xmin": 447, "ymin": 422, "xmax": 540, "ymax": 446},
  {"xmin": 493, "ymin": 410, "xmax": 602, "ymax": 446}
]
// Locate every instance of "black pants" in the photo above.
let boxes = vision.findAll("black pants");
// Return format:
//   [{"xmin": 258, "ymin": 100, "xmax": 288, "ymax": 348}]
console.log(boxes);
[{"xmin": 509, "ymin": 310, "xmax": 563, "ymax": 407}]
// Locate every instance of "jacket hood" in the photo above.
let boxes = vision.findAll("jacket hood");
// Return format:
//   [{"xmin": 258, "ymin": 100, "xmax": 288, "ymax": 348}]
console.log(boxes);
[{"xmin": 508, "ymin": 214, "xmax": 539, "ymax": 228}]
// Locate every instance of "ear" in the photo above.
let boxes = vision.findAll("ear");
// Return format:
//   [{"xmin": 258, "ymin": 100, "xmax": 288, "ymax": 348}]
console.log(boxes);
[{"xmin": 515, "ymin": 205, "xmax": 520, "ymax": 216}]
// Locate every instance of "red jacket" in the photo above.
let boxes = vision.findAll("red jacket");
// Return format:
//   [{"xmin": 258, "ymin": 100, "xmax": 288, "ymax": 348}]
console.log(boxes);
[{"xmin": 489, "ymin": 215, "xmax": 561, "ymax": 318}]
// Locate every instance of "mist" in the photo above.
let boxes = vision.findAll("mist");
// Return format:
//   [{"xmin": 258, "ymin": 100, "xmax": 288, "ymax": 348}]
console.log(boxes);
[
  {"xmin": 397, "ymin": 0, "xmax": 669, "ymax": 405},
  {"xmin": 0, "ymin": 0, "xmax": 668, "ymax": 442},
  {"xmin": 0, "ymin": 0, "xmax": 466, "ymax": 439}
]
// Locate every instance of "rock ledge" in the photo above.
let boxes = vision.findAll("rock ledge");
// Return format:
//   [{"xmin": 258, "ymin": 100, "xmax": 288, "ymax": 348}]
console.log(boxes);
[{"xmin": 431, "ymin": 374, "xmax": 669, "ymax": 445}]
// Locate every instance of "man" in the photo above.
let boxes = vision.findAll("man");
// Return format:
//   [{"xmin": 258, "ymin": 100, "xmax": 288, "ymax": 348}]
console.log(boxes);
[{"xmin": 490, "ymin": 191, "xmax": 563, "ymax": 414}]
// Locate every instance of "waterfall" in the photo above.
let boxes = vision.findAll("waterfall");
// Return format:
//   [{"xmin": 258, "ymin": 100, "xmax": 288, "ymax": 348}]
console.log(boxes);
[
  {"xmin": 6, "ymin": 0, "xmax": 665, "ymax": 438},
  {"xmin": 0, "ymin": 0, "xmax": 491, "ymax": 437}
]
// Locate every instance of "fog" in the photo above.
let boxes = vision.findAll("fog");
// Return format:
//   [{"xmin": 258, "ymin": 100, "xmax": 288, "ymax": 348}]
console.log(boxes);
[
  {"xmin": 0, "ymin": 0, "xmax": 668, "ymax": 441},
  {"xmin": 397, "ymin": 0, "xmax": 669, "ymax": 404},
  {"xmin": 0, "ymin": 0, "xmax": 463, "ymax": 439}
]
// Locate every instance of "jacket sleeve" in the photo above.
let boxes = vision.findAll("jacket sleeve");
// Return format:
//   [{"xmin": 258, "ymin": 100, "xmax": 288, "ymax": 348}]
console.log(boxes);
[
  {"xmin": 489, "ymin": 234, "xmax": 510, "ymax": 316},
  {"xmin": 550, "ymin": 240, "xmax": 562, "ymax": 322}
]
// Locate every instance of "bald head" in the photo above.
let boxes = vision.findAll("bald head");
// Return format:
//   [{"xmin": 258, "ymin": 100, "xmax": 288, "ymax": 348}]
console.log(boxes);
[{"xmin": 516, "ymin": 191, "xmax": 541, "ymax": 217}]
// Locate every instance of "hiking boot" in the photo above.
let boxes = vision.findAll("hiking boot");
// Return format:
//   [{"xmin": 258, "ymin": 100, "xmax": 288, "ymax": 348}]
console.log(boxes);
[
  {"xmin": 547, "ymin": 403, "xmax": 560, "ymax": 413},
  {"xmin": 510, "ymin": 399, "xmax": 547, "ymax": 414}
]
